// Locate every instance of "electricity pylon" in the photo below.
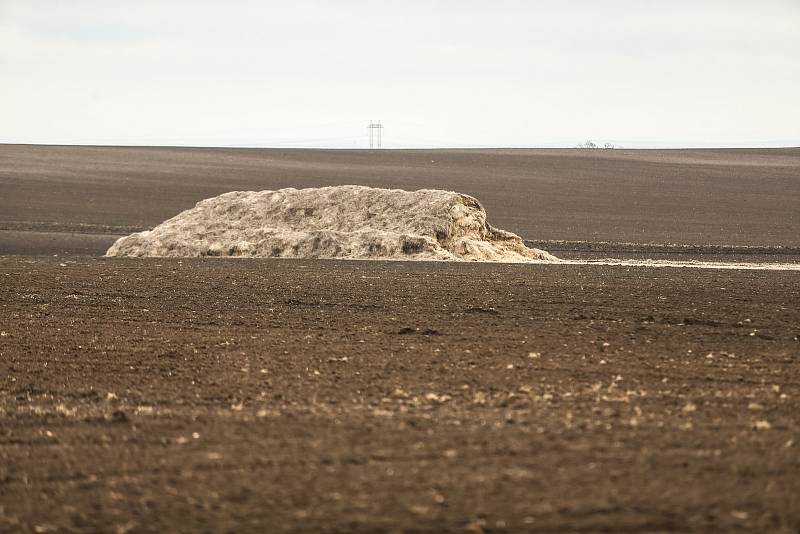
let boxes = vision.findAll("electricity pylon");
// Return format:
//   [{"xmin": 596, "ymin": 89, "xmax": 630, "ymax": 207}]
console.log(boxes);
[{"xmin": 368, "ymin": 120, "xmax": 383, "ymax": 149}]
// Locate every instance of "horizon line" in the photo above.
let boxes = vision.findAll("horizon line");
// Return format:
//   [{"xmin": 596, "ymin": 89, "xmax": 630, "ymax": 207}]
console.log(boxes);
[{"xmin": 2, "ymin": 141, "xmax": 799, "ymax": 151}]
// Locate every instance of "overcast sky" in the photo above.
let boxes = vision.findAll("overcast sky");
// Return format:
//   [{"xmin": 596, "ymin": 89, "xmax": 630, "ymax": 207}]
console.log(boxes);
[{"xmin": 1, "ymin": 1, "xmax": 798, "ymax": 148}]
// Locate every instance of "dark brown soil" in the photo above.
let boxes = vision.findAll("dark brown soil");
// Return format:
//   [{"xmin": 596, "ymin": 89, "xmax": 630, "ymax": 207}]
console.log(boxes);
[
  {"xmin": 2, "ymin": 145, "xmax": 799, "ymax": 253},
  {"xmin": 2, "ymin": 145, "xmax": 798, "ymax": 532},
  {"xmin": 1, "ymin": 256, "xmax": 798, "ymax": 533}
]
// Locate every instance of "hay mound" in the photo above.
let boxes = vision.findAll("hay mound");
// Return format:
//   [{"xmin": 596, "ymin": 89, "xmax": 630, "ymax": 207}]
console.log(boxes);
[{"xmin": 105, "ymin": 186, "xmax": 557, "ymax": 262}]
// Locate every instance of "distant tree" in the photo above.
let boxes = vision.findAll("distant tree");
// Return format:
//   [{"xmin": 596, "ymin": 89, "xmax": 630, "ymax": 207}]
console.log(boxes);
[{"xmin": 576, "ymin": 140, "xmax": 617, "ymax": 149}]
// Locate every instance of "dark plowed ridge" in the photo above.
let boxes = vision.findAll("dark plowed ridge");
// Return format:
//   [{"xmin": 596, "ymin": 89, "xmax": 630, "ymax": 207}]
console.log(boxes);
[
  {"xmin": 1, "ymin": 145, "xmax": 799, "ymax": 254},
  {"xmin": 1, "ymin": 257, "xmax": 799, "ymax": 532}
]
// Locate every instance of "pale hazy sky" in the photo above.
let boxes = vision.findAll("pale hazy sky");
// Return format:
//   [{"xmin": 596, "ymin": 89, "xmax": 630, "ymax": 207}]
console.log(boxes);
[{"xmin": 1, "ymin": 1, "xmax": 799, "ymax": 148}]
